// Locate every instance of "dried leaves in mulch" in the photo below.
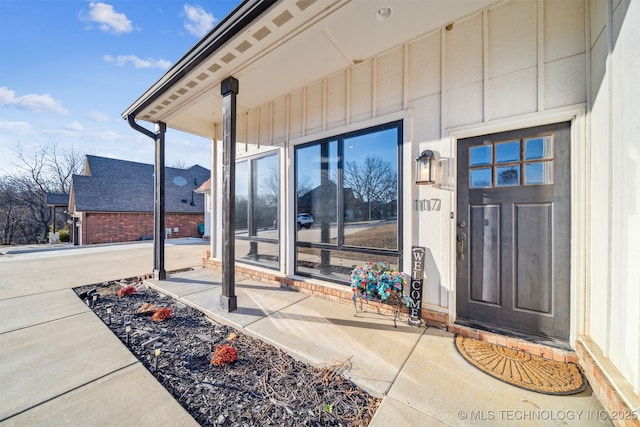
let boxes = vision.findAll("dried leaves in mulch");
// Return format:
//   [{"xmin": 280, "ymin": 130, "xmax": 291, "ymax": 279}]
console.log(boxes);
[{"xmin": 74, "ymin": 279, "xmax": 381, "ymax": 426}]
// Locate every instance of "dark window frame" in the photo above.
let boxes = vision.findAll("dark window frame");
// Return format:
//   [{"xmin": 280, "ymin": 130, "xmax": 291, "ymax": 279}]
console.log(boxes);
[{"xmin": 294, "ymin": 120, "xmax": 403, "ymax": 284}]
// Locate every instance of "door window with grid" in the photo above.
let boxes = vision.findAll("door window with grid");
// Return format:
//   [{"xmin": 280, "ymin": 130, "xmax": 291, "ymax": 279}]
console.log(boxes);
[{"xmin": 469, "ymin": 136, "xmax": 553, "ymax": 189}]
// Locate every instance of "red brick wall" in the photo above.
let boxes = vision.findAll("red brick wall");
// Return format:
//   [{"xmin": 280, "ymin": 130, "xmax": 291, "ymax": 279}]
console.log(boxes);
[
  {"xmin": 201, "ymin": 250, "xmax": 449, "ymax": 328},
  {"xmin": 81, "ymin": 212, "xmax": 203, "ymax": 245},
  {"xmin": 575, "ymin": 340, "xmax": 640, "ymax": 427}
]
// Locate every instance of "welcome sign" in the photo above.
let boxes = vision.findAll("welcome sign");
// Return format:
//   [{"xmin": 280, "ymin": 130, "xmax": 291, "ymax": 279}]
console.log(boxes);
[{"xmin": 409, "ymin": 246, "xmax": 426, "ymax": 324}]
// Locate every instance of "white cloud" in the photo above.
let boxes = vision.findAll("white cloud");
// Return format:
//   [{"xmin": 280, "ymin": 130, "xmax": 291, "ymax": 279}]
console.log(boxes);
[
  {"xmin": 103, "ymin": 54, "xmax": 171, "ymax": 69},
  {"xmin": 0, "ymin": 120, "xmax": 33, "ymax": 135},
  {"xmin": 99, "ymin": 131, "xmax": 123, "ymax": 141},
  {"xmin": 171, "ymin": 138, "xmax": 193, "ymax": 147},
  {"xmin": 65, "ymin": 121, "xmax": 84, "ymax": 132},
  {"xmin": 88, "ymin": 110, "xmax": 111, "ymax": 122},
  {"xmin": 83, "ymin": 2, "xmax": 133, "ymax": 34},
  {"xmin": 183, "ymin": 5, "xmax": 216, "ymax": 37},
  {"xmin": 0, "ymin": 87, "xmax": 68, "ymax": 115}
]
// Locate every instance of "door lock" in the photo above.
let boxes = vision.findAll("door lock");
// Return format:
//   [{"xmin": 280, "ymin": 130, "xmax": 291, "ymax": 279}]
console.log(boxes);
[{"xmin": 456, "ymin": 231, "xmax": 466, "ymax": 261}]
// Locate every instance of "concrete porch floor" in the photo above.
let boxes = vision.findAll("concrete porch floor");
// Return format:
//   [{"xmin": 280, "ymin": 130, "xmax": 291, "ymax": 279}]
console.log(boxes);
[{"xmin": 147, "ymin": 267, "xmax": 611, "ymax": 426}]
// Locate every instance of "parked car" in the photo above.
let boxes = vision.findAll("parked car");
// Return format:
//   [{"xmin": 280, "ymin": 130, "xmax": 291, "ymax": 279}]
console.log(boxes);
[{"xmin": 297, "ymin": 213, "xmax": 314, "ymax": 229}]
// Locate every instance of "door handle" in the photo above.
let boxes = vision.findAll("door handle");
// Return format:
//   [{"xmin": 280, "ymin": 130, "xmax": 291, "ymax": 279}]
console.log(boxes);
[{"xmin": 456, "ymin": 232, "xmax": 466, "ymax": 261}]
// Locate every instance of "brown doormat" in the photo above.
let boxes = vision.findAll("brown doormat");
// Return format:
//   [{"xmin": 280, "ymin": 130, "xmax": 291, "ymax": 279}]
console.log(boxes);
[{"xmin": 454, "ymin": 335, "xmax": 586, "ymax": 395}]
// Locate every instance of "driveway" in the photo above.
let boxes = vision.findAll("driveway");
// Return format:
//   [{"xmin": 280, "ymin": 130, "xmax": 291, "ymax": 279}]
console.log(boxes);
[
  {"xmin": 0, "ymin": 240, "xmax": 207, "ymax": 298},
  {"xmin": 0, "ymin": 239, "xmax": 208, "ymax": 425}
]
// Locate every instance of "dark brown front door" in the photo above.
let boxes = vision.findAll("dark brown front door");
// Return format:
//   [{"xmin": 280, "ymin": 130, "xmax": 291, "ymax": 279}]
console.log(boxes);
[{"xmin": 456, "ymin": 122, "xmax": 571, "ymax": 341}]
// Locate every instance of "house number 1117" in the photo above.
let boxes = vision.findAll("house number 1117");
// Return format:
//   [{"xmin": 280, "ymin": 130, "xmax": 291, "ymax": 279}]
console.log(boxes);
[{"xmin": 414, "ymin": 199, "xmax": 441, "ymax": 211}]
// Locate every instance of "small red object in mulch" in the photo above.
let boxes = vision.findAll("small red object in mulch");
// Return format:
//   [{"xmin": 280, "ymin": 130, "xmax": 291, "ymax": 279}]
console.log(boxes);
[
  {"xmin": 211, "ymin": 344, "xmax": 238, "ymax": 366},
  {"xmin": 151, "ymin": 307, "xmax": 172, "ymax": 322},
  {"xmin": 117, "ymin": 285, "xmax": 137, "ymax": 298}
]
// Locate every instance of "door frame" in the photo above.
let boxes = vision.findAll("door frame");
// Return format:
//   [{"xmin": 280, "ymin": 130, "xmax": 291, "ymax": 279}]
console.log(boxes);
[{"xmin": 447, "ymin": 105, "xmax": 588, "ymax": 348}]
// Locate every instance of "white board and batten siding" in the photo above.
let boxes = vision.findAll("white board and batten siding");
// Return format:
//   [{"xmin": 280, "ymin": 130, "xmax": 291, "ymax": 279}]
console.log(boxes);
[
  {"xmin": 213, "ymin": 0, "xmax": 638, "ymax": 397},
  {"xmin": 587, "ymin": 0, "xmax": 640, "ymax": 400}
]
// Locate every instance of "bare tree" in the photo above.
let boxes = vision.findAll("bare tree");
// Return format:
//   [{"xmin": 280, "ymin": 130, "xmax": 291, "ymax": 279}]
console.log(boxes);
[
  {"xmin": 16, "ymin": 143, "xmax": 50, "ymax": 192},
  {"xmin": 49, "ymin": 143, "xmax": 84, "ymax": 193},
  {"xmin": 0, "ymin": 142, "xmax": 85, "ymax": 244},
  {"xmin": 344, "ymin": 156, "xmax": 397, "ymax": 221},
  {"xmin": 15, "ymin": 142, "xmax": 84, "ymax": 193},
  {"xmin": 296, "ymin": 174, "xmax": 313, "ymax": 200},
  {"xmin": 0, "ymin": 175, "xmax": 45, "ymax": 244},
  {"xmin": 0, "ymin": 176, "xmax": 22, "ymax": 244},
  {"xmin": 260, "ymin": 167, "xmax": 279, "ymax": 205}
]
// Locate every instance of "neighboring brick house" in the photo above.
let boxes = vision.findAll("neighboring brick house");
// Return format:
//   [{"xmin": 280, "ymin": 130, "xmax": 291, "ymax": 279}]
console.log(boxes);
[{"xmin": 68, "ymin": 155, "xmax": 209, "ymax": 245}]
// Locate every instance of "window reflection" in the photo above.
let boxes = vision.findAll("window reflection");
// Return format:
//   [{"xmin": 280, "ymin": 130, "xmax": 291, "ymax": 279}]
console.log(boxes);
[
  {"xmin": 235, "ymin": 153, "xmax": 279, "ymax": 269},
  {"xmin": 296, "ymin": 142, "xmax": 337, "ymax": 245},
  {"xmin": 296, "ymin": 247, "xmax": 399, "ymax": 282},
  {"xmin": 525, "ymin": 162, "xmax": 553, "ymax": 185},
  {"xmin": 295, "ymin": 122, "xmax": 401, "ymax": 282},
  {"xmin": 237, "ymin": 240, "xmax": 279, "ymax": 268},
  {"xmin": 470, "ymin": 168, "xmax": 492, "ymax": 188},
  {"xmin": 235, "ymin": 161, "xmax": 248, "ymax": 237},
  {"xmin": 525, "ymin": 137, "xmax": 553, "ymax": 160},
  {"xmin": 495, "ymin": 141, "xmax": 520, "ymax": 163},
  {"xmin": 253, "ymin": 155, "xmax": 278, "ymax": 238},
  {"xmin": 470, "ymin": 145, "xmax": 492, "ymax": 166},
  {"xmin": 344, "ymin": 129, "xmax": 398, "ymax": 250},
  {"xmin": 496, "ymin": 166, "xmax": 520, "ymax": 186},
  {"xmin": 468, "ymin": 137, "xmax": 553, "ymax": 188}
]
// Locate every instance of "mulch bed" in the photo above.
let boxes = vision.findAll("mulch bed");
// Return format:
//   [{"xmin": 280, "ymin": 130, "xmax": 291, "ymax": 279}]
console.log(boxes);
[{"xmin": 74, "ymin": 278, "xmax": 381, "ymax": 426}]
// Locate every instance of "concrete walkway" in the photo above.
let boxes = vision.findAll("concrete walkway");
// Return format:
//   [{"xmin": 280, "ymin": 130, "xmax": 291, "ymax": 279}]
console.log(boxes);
[
  {"xmin": 0, "ymin": 240, "xmax": 205, "ymax": 426},
  {"xmin": 0, "ymin": 241, "xmax": 610, "ymax": 426},
  {"xmin": 147, "ymin": 268, "xmax": 611, "ymax": 427}
]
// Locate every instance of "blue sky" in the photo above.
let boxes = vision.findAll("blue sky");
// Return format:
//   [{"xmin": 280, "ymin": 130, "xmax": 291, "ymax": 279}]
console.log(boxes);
[{"xmin": 0, "ymin": 0, "xmax": 241, "ymax": 175}]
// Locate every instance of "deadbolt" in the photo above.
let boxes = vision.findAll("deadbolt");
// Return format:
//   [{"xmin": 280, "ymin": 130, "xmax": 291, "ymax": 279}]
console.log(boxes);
[{"xmin": 457, "ymin": 220, "xmax": 466, "ymax": 228}]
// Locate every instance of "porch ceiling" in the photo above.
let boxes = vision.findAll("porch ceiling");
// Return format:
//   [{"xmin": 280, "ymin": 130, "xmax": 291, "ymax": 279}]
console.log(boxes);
[{"xmin": 123, "ymin": 0, "xmax": 496, "ymax": 138}]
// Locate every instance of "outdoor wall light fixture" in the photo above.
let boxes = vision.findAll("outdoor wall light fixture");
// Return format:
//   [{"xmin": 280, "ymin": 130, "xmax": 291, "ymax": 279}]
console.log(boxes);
[
  {"xmin": 415, "ymin": 150, "xmax": 437, "ymax": 185},
  {"xmin": 376, "ymin": 7, "xmax": 392, "ymax": 21}
]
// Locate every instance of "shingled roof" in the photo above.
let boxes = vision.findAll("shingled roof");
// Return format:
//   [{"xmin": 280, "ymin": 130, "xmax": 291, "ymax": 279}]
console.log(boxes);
[
  {"xmin": 70, "ymin": 155, "xmax": 209, "ymax": 213},
  {"xmin": 46, "ymin": 193, "xmax": 69, "ymax": 207}
]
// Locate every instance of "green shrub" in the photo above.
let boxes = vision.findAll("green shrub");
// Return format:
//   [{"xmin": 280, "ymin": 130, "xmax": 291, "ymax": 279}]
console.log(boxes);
[{"xmin": 58, "ymin": 229, "xmax": 70, "ymax": 242}]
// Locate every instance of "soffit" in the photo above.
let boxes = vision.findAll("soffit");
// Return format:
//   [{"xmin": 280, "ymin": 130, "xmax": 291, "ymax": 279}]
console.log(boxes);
[{"xmin": 134, "ymin": 0, "xmax": 496, "ymax": 138}]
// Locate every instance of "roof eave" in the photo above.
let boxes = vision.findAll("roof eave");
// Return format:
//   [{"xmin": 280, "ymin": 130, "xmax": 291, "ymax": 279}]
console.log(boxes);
[{"xmin": 121, "ymin": 0, "xmax": 278, "ymax": 121}]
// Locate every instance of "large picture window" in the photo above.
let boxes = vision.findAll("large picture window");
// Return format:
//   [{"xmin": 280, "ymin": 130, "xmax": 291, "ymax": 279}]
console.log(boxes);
[
  {"xmin": 295, "ymin": 121, "xmax": 402, "ymax": 283},
  {"xmin": 235, "ymin": 152, "xmax": 279, "ymax": 269}
]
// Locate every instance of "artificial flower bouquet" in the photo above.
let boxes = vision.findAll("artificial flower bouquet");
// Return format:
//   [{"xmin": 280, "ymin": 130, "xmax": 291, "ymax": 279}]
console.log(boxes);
[{"xmin": 350, "ymin": 261, "xmax": 407, "ymax": 302}]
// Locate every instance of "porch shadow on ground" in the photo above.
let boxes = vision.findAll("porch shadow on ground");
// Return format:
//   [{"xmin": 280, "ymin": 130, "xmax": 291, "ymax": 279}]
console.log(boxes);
[
  {"xmin": 146, "ymin": 268, "xmax": 610, "ymax": 424},
  {"xmin": 146, "ymin": 268, "xmax": 425, "ymax": 397}
]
